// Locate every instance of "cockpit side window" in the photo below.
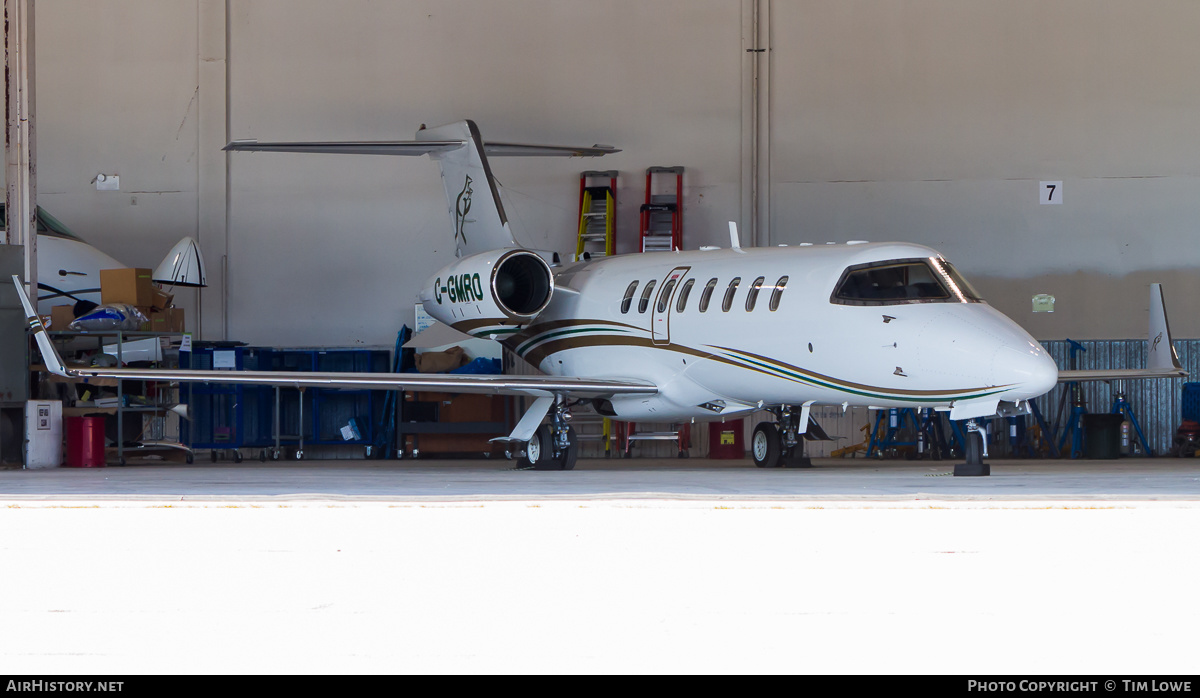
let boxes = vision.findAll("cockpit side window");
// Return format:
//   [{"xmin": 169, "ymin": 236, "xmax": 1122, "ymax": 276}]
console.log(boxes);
[
  {"xmin": 935, "ymin": 259, "xmax": 985, "ymax": 302},
  {"xmin": 831, "ymin": 258, "xmax": 982, "ymax": 305}
]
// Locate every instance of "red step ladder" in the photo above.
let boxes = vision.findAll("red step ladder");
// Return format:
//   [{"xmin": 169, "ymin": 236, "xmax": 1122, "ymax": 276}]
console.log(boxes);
[{"xmin": 639, "ymin": 166, "xmax": 684, "ymax": 252}]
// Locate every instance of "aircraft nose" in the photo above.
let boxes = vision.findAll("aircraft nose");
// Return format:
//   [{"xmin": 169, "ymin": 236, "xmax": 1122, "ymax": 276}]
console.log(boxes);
[{"xmin": 995, "ymin": 341, "xmax": 1058, "ymax": 400}]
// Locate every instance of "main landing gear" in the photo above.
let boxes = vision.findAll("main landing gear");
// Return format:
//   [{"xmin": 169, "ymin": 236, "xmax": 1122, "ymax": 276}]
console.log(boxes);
[
  {"xmin": 510, "ymin": 398, "xmax": 579, "ymax": 471},
  {"xmin": 752, "ymin": 406, "xmax": 814, "ymax": 469}
]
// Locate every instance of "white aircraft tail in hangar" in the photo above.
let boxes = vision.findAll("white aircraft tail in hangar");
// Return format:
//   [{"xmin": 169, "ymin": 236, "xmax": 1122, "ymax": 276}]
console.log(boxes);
[{"xmin": 14, "ymin": 119, "xmax": 1185, "ymax": 475}]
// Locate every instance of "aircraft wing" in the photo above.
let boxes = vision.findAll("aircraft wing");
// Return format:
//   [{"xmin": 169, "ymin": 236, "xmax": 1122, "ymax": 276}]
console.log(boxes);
[
  {"xmin": 12, "ymin": 276, "xmax": 656, "ymax": 400},
  {"xmin": 223, "ymin": 139, "xmax": 619, "ymax": 158},
  {"xmin": 1055, "ymin": 283, "xmax": 1187, "ymax": 383}
]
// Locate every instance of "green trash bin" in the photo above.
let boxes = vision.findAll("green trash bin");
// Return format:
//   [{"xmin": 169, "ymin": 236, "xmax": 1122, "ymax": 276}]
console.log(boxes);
[{"xmin": 1083, "ymin": 414, "xmax": 1124, "ymax": 459}]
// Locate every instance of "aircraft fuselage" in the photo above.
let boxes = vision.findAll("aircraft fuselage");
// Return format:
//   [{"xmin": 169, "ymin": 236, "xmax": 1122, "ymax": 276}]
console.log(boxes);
[{"xmin": 493, "ymin": 242, "xmax": 1057, "ymax": 421}]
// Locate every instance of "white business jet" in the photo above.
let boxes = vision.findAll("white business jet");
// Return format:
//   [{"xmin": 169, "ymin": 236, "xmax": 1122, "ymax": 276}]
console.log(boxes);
[
  {"xmin": 3, "ymin": 204, "xmax": 208, "ymax": 314},
  {"xmin": 12, "ymin": 120, "xmax": 1184, "ymax": 475}
]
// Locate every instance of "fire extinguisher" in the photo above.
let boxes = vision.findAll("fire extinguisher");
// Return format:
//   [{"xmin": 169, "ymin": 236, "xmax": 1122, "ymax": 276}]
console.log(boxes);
[{"xmin": 1120, "ymin": 419, "xmax": 1132, "ymax": 455}]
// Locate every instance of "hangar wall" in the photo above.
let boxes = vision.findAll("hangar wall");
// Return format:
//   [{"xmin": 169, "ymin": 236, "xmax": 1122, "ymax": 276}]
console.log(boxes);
[
  {"xmin": 14, "ymin": 1, "xmax": 1200, "ymax": 348},
  {"xmin": 771, "ymin": 0, "xmax": 1200, "ymax": 342}
]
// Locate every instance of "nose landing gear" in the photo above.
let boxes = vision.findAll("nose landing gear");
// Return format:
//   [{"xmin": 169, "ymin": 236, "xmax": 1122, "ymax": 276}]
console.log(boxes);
[{"xmin": 953, "ymin": 419, "xmax": 990, "ymax": 476}]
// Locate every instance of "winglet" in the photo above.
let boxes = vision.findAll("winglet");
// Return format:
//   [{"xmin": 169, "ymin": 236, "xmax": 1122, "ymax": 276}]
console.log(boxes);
[
  {"xmin": 1147, "ymin": 283, "xmax": 1182, "ymax": 372},
  {"xmin": 729, "ymin": 221, "xmax": 744, "ymax": 253},
  {"xmin": 11, "ymin": 275, "xmax": 73, "ymax": 377}
]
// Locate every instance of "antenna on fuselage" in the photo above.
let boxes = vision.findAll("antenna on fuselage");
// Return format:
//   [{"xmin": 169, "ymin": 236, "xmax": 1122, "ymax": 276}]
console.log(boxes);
[{"xmin": 728, "ymin": 222, "xmax": 745, "ymax": 253}]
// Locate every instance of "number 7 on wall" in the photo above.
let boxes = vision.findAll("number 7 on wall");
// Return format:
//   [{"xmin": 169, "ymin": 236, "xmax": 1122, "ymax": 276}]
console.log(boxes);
[{"xmin": 1040, "ymin": 180, "xmax": 1063, "ymax": 205}]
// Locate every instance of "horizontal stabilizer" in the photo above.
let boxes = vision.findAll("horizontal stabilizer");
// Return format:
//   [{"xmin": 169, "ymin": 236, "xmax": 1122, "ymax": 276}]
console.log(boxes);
[
  {"xmin": 223, "ymin": 140, "xmax": 464, "ymax": 156},
  {"xmin": 223, "ymin": 140, "xmax": 618, "ymax": 158},
  {"xmin": 225, "ymin": 120, "xmax": 619, "ymax": 259}
]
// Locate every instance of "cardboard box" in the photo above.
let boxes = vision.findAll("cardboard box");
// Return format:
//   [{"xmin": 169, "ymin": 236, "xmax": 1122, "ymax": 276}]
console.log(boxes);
[
  {"xmin": 50, "ymin": 305, "xmax": 75, "ymax": 330},
  {"xmin": 148, "ymin": 287, "xmax": 174, "ymax": 311},
  {"xmin": 100, "ymin": 268, "xmax": 155, "ymax": 306},
  {"xmin": 143, "ymin": 307, "xmax": 184, "ymax": 333}
]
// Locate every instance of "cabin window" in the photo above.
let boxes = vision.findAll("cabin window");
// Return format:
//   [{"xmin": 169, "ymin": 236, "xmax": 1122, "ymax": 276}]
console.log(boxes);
[
  {"xmin": 621, "ymin": 281, "xmax": 639, "ymax": 314},
  {"xmin": 745, "ymin": 277, "xmax": 765, "ymax": 311},
  {"xmin": 657, "ymin": 278, "xmax": 677, "ymax": 313},
  {"xmin": 675, "ymin": 279, "xmax": 695, "ymax": 312},
  {"xmin": 770, "ymin": 276, "xmax": 788, "ymax": 311},
  {"xmin": 832, "ymin": 258, "xmax": 982, "ymax": 305},
  {"xmin": 699, "ymin": 278, "xmax": 718, "ymax": 312},
  {"xmin": 721, "ymin": 277, "xmax": 741, "ymax": 312},
  {"xmin": 638, "ymin": 280, "xmax": 657, "ymax": 313}
]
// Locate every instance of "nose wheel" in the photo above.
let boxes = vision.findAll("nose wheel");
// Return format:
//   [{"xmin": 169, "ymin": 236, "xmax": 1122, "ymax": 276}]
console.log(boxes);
[{"xmin": 953, "ymin": 420, "xmax": 990, "ymax": 476}]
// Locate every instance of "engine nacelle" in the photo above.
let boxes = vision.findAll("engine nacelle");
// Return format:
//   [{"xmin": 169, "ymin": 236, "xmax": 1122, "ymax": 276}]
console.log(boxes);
[{"xmin": 419, "ymin": 249, "xmax": 554, "ymax": 334}]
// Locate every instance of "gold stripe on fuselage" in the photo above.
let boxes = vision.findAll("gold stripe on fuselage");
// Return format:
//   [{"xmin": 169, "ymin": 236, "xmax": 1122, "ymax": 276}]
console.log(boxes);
[{"xmin": 509, "ymin": 320, "xmax": 1000, "ymax": 401}]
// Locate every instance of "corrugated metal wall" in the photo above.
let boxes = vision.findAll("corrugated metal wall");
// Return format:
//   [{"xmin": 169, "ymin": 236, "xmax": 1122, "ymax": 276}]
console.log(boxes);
[{"xmin": 1037, "ymin": 339, "xmax": 1193, "ymax": 456}]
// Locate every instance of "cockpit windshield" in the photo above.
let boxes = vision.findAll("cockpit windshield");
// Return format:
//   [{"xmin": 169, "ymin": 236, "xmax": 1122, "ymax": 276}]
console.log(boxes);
[
  {"xmin": 831, "ymin": 257, "xmax": 984, "ymax": 305},
  {"xmin": 0, "ymin": 204, "xmax": 86, "ymax": 242}
]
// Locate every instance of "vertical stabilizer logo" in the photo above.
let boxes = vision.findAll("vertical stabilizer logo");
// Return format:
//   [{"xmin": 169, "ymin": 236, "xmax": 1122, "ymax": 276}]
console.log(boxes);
[{"xmin": 455, "ymin": 175, "xmax": 474, "ymax": 246}]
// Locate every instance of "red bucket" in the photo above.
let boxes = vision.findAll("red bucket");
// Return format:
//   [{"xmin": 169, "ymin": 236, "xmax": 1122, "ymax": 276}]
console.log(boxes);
[{"xmin": 65, "ymin": 416, "xmax": 106, "ymax": 468}]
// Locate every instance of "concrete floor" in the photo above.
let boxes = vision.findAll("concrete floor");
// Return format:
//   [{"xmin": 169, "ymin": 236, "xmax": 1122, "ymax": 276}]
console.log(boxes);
[
  {"xmin": 3, "ymin": 456, "xmax": 1199, "ymax": 674},
  {"xmin": 3, "ymin": 456, "xmax": 1200, "ymax": 500}
]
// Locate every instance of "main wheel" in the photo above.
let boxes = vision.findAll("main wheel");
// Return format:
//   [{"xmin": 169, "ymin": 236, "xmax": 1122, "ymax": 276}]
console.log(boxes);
[
  {"xmin": 519, "ymin": 424, "xmax": 554, "ymax": 470},
  {"xmin": 752, "ymin": 422, "xmax": 782, "ymax": 468}
]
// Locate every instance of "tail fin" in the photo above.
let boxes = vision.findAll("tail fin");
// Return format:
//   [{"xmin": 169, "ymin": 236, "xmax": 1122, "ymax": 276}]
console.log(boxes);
[
  {"xmin": 1147, "ymin": 282, "xmax": 1182, "ymax": 372},
  {"xmin": 417, "ymin": 120, "xmax": 518, "ymax": 257},
  {"xmin": 224, "ymin": 119, "xmax": 618, "ymax": 259}
]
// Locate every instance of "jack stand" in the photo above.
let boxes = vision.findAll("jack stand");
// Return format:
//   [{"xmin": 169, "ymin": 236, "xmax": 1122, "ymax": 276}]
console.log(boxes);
[
  {"xmin": 1111, "ymin": 387, "xmax": 1153, "ymax": 456},
  {"xmin": 1051, "ymin": 339, "xmax": 1088, "ymax": 459},
  {"xmin": 954, "ymin": 419, "xmax": 990, "ymax": 476}
]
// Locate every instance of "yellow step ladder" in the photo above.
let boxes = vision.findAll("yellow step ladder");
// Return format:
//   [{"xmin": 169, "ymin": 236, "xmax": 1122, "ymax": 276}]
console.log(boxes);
[{"xmin": 576, "ymin": 170, "xmax": 618, "ymax": 262}]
